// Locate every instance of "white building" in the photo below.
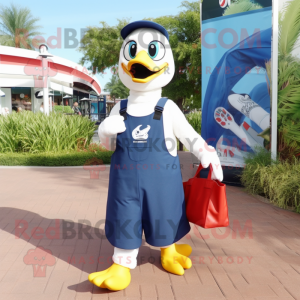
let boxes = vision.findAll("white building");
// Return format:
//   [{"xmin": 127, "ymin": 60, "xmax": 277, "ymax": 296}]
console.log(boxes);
[{"xmin": 0, "ymin": 46, "xmax": 101, "ymax": 113}]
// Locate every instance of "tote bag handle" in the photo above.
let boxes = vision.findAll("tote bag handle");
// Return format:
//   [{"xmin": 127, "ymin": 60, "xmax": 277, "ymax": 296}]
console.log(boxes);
[{"xmin": 194, "ymin": 163, "xmax": 213, "ymax": 180}]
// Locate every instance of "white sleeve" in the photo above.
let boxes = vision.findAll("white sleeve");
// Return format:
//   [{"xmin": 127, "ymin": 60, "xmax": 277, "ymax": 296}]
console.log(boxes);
[
  {"xmin": 98, "ymin": 102, "xmax": 120, "ymax": 151},
  {"xmin": 167, "ymin": 100, "xmax": 205, "ymax": 159}
]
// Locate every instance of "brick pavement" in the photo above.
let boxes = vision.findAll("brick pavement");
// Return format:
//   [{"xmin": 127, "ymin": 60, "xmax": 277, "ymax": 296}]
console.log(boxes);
[{"xmin": 0, "ymin": 152, "xmax": 300, "ymax": 300}]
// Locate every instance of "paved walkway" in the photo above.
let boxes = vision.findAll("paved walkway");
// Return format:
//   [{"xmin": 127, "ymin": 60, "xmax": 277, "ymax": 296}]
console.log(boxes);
[{"xmin": 0, "ymin": 152, "xmax": 300, "ymax": 300}]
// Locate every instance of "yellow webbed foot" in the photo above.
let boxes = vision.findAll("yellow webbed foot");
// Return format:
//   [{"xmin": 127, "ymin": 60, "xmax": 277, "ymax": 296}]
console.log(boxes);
[
  {"xmin": 175, "ymin": 243, "xmax": 192, "ymax": 257},
  {"xmin": 161, "ymin": 244, "xmax": 192, "ymax": 276},
  {"xmin": 88, "ymin": 263, "xmax": 131, "ymax": 291}
]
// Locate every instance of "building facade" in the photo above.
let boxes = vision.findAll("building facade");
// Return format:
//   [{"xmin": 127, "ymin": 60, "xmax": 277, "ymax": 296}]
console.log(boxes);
[{"xmin": 0, "ymin": 46, "xmax": 102, "ymax": 113}]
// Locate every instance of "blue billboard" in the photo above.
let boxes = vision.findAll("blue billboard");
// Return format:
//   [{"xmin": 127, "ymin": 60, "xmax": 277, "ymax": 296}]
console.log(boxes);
[{"xmin": 201, "ymin": 1, "xmax": 272, "ymax": 168}]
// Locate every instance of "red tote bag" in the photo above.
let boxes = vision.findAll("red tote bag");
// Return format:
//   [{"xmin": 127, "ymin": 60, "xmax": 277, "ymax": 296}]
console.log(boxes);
[{"xmin": 183, "ymin": 164, "xmax": 229, "ymax": 229}]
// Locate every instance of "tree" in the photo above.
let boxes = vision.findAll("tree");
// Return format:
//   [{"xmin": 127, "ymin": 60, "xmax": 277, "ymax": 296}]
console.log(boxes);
[
  {"xmin": 150, "ymin": 1, "xmax": 201, "ymax": 110},
  {"xmin": 0, "ymin": 3, "xmax": 43, "ymax": 49},
  {"xmin": 105, "ymin": 75, "xmax": 129, "ymax": 100},
  {"xmin": 79, "ymin": 1, "xmax": 202, "ymax": 110},
  {"xmin": 79, "ymin": 1, "xmax": 201, "ymax": 151},
  {"xmin": 79, "ymin": 20, "xmax": 128, "ymax": 74}
]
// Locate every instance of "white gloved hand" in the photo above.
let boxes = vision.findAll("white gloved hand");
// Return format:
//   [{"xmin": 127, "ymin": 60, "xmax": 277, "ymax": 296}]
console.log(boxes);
[
  {"xmin": 98, "ymin": 115, "xmax": 126, "ymax": 137},
  {"xmin": 198, "ymin": 145, "xmax": 223, "ymax": 182}
]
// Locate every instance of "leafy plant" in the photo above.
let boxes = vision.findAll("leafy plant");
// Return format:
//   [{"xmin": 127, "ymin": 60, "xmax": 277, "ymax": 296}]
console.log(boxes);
[
  {"xmin": 105, "ymin": 75, "xmax": 129, "ymax": 100},
  {"xmin": 241, "ymin": 148, "xmax": 277, "ymax": 195},
  {"xmin": 243, "ymin": 146, "xmax": 276, "ymax": 167},
  {"xmin": 185, "ymin": 111, "xmax": 202, "ymax": 134},
  {"xmin": 223, "ymin": 0, "xmax": 263, "ymax": 16},
  {"xmin": 277, "ymin": 118, "xmax": 300, "ymax": 161},
  {"xmin": 261, "ymin": 159, "xmax": 300, "ymax": 212},
  {"xmin": 241, "ymin": 148, "xmax": 300, "ymax": 212},
  {"xmin": 0, "ymin": 111, "xmax": 96, "ymax": 153},
  {"xmin": 0, "ymin": 3, "xmax": 43, "ymax": 49},
  {"xmin": 79, "ymin": 20, "xmax": 127, "ymax": 74},
  {"xmin": 78, "ymin": 142, "xmax": 108, "ymax": 153},
  {"xmin": 265, "ymin": 0, "xmax": 300, "ymax": 159},
  {"xmin": 152, "ymin": 1, "xmax": 202, "ymax": 109},
  {"xmin": 278, "ymin": 0, "xmax": 300, "ymax": 59},
  {"xmin": 242, "ymin": 151, "xmax": 300, "ymax": 212},
  {"xmin": 0, "ymin": 150, "xmax": 113, "ymax": 166},
  {"xmin": 53, "ymin": 105, "xmax": 74, "ymax": 114},
  {"xmin": 241, "ymin": 150, "xmax": 268, "ymax": 194},
  {"xmin": 79, "ymin": 1, "xmax": 202, "ymax": 109}
]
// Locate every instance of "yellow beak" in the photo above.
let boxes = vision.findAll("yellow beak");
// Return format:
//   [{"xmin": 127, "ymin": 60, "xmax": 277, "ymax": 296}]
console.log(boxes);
[{"xmin": 121, "ymin": 50, "xmax": 168, "ymax": 83}]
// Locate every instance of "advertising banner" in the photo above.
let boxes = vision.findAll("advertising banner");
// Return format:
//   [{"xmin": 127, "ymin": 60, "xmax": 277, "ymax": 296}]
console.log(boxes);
[{"xmin": 201, "ymin": 0, "xmax": 272, "ymax": 169}]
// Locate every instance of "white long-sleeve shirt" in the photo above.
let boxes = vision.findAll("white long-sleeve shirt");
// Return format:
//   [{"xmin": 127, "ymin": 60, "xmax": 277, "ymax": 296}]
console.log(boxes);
[
  {"xmin": 99, "ymin": 88, "xmax": 220, "ymax": 267},
  {"xmin": 98, "ymin": 88, "xmax": 205, "ymax": 159}
]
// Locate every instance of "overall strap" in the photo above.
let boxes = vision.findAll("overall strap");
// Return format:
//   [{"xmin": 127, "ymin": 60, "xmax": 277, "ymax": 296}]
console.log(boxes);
[
  {"xmin": 119, "ymin": 99, "xmax": 128, "ymax": 120},
  {"xmin": 153, "ymin": 97, "xmax": 168, "ymax": 120}
]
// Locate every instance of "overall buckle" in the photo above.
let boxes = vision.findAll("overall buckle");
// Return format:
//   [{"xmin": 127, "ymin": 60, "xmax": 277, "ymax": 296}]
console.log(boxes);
[
  {"xmin": 119, "ymin": 107, "xmax": 127, "ymax": 120},
  {"xmin": 153, "ymin": 106, "xmax": 164, "ymax": 120}
]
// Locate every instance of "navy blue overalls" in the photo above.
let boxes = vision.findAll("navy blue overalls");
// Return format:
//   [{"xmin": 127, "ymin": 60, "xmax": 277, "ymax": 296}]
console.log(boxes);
[{"xmin": 105, "ymin": 98, "xmax": 191, "ymax": 249}]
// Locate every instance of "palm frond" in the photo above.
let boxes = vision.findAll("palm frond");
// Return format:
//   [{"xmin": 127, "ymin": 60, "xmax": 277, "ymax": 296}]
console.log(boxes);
[
  {"xmin": 0, "ymin": 3, "xmax": 43, "ymax": 49},
  {"xmin": 223, "ymin": 0, "xmax": 263, "ymax": 16},
  {"xmin": 279, "ymin": 0, "xmax": 300, "ymax": 58}
]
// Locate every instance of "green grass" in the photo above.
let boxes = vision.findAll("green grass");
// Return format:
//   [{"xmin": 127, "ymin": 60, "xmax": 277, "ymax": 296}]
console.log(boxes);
[
  {"xmin": 243, "ymin": 147, "xmax": 276, "ymax": 167},
  {"xmin": 0, "ymin": 111, "xmax": 95, "ymax": 153},
  {"xmin": 241, "ymin": 148, "xmax": 278, "ymax": 196},
  {"xmin": 261, "ymin": 160, "xmax": 300, "ymax": 212},
  {"xmin": 53, "ymin": 105, "xmax": 74, "ymax": 114},
  {"xmin": 0, "ymin": 150, "xmax": 113, "ymax": 166},
  {"xmin": 241, "ymin": 148, "xmax": 300, "ymax": 212},
  {"xmin": 0, "ymin": 111, "xmax": 113, "ymax": 166}
]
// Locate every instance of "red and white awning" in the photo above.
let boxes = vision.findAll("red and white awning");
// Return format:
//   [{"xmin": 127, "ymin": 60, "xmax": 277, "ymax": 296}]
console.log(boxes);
[{"xmin": 0, "ymin": 46, "xmax": 101, "ymax": 95}]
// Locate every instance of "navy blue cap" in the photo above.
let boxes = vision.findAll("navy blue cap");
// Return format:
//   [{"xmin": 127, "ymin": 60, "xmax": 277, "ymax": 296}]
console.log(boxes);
[{"xmin": 121, "ymin": 20, "xmax": 169, "ymax": 41}]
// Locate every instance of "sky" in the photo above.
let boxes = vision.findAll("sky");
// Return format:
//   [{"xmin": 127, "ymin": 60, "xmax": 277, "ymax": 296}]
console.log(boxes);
[{"xmin": 10, "ymin": 0, "xmax": 187, "ymax": 90}]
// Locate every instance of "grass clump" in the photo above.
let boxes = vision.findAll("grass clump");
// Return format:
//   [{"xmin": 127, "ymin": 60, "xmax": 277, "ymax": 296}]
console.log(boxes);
[
  {"xmin": 53, "ymin": 105, "xmax": 74, "ymax": 114},
  {"xmin": 0, "ymin": 111, "xmax": 96, "ymax": 153},
  {"xmin": 241, "ymin": 148, "xmax": 300, "ymax": 212},
  {"xmin": 0, "ymin": 149, "xmax": 113, "ymax": 166}
]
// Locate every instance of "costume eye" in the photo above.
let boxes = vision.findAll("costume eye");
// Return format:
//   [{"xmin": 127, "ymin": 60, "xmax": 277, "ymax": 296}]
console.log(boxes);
[
  {"xmin": 124, "ymin": 41, "xmax": 137, "ymax": 61},
  {"xmin": 148, "ymin": 41, "xmax": 165, "ymax": 61}
]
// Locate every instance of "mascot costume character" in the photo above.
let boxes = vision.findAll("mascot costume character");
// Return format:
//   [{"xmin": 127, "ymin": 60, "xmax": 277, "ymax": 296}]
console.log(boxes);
[{"xmin": 89, "ymin": 20, "xmax": 223, "ymax": 291}]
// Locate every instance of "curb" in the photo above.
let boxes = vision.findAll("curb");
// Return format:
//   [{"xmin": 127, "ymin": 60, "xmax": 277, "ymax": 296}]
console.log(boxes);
[
  {"xmin": 0, "ymin": 165, "xmax": 111, "ymax": 169},
  {"xmin": 253, "ymin": 194, "xmax": 297, "ymax": 213}
]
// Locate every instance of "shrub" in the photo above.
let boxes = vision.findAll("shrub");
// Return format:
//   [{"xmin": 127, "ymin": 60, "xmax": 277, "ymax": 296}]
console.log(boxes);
[
  {"xmin": 241, "ymin": 148, "xmax": 276, "ymax": 195},
  {"xmin": 0, "ymin": 150, "xmax": 113, "ymax": 166},
  {"xmin": 0, "ymin": 111, "xmax": 96, "ymax": 153},
  {"xmin": 278, "ymin": 118, "xmax": 300, "ymax": 161},
  {"xmin": 241, "ymin": 148, "xmax": 300, "ymax": 212},
  {"xmin": 83, "ymin": 143, "xmax": 108, "ymax": 153},
  {"xmin": 53, "ymin": 105, "xmax": 74, "ymax": 114},
  {"xmin": 243, "ymin": 147, "xmax": 276, "ymax": 167},
  {"xmin": 261, "ymin": 160, "xmax": 300, "ymax": 212},
  {"xmin": 0, "ymin": 111, "xmax": 24, "ymax": 153},
  {"xmin": 186, "ymin": 111, "xmax": 202, "ymax": 134}
]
